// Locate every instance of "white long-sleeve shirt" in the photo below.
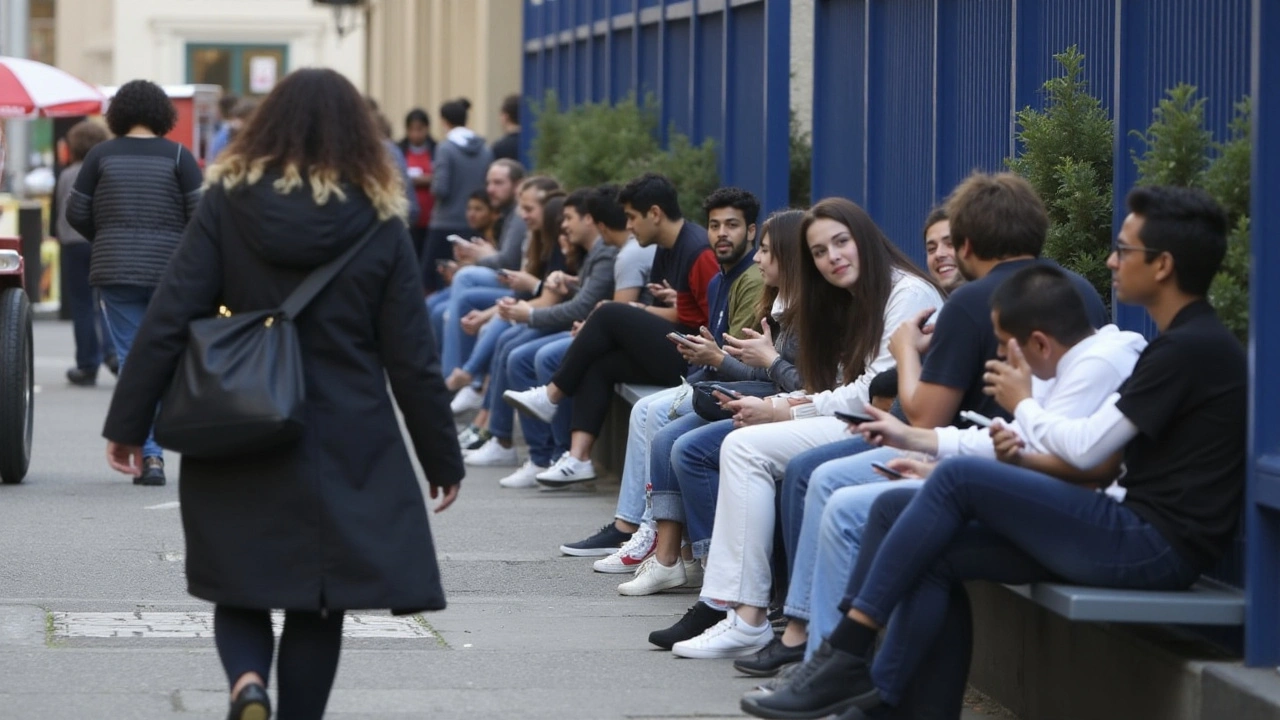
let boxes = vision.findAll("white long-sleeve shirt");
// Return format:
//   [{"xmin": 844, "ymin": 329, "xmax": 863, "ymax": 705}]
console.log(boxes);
[{"xmin": 934, "ymin": 325, "xmax": 1147, "ymax": 458}]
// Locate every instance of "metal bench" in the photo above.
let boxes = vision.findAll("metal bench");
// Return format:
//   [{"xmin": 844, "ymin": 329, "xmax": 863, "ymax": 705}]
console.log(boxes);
[
  {"xmin": 615, "ymin": 383, "xmax": 669, "ymax": 405},
  {"xmin": 1003, "ymin": 578, "xmax": 1244, "ymax": 626}
]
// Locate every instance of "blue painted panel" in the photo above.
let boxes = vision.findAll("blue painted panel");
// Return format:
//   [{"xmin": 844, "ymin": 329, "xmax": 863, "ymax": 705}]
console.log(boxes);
[
  {"xmin": 523, "ymin": 0, "xmax": 537, "ymax": 41},
  {"xmin": 1017, "ymin": 0, "xmax": 1115, "ymax": 114},
  {"xmin": 610, "ymin": 29, "xmax": 633, "ymax": 103},
  {"xmin": 575, "ymin": 39, "xmax": 590, "ymax": 104},
  {"xmin": 811, "ymin": 0, "xmax": 867, "ymax": 205},
  {"xmin": 576, "ymin": 0, "xmax": 592, "ymax": 25},
  {"xmin": 665, "ymin": 19, "xmax": 692, "ymax": 138},
  {"xmin": 611, "ymin": 0, "xmax": 632, "ymax": 17},
  {"xmin": 592, "ymin": 33, "xmax": 608, "ymax": 102},
  {"xmin": 593, "ymin": 0, "xmax": 609, "ymax": 22},
  {"xmin": 639, "ymin": 0, "xmax": 661, "ymax": 8},
  {"xmin": 936, "ymin": 0, "xmax": 1013, "ymax": 202},
  {"xmin": 728, "ymin": 3, "xmax": 767, "ymax": 203},
  {"xmin": 639, "ymin": 22, "xmax": 661, "ymax": 101},
  {"xmin": 695, "ymin": 12, "xmax": 724, "ymax": 149},
  {"xmin": 865, "ymin": 0, "xmax": 934, "ymax": 266},
  {"xmin": 557, "ymin": 36, "xmax": 574, "ymax": 104}
]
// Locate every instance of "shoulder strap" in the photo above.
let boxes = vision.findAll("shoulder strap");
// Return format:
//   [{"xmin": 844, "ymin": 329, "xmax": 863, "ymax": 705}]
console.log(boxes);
[{"xmin": 279, "ymin": 220, "xmax": 388, "ymax": 320}]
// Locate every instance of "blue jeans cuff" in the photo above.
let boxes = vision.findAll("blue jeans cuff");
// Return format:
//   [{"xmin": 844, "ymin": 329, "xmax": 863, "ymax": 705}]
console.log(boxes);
[{"xmin": 651, "ymin": 492, "xmax": 685, "ymax": 523}]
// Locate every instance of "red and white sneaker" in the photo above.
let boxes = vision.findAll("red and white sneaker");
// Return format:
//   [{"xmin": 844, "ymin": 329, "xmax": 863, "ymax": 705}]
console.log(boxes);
[{"xmin": 593, "ymin": 523, "xmax": 657, "ymax": 574}]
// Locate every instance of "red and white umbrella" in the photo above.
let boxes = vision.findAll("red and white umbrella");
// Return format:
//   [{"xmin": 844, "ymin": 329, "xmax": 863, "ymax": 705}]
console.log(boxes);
[{"xmin": 0, "ymin": 56, "xmax": 106, "ymax": 119}]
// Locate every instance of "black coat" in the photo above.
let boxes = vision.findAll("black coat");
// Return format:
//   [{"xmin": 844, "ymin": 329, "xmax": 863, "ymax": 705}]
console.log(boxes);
[{"xmin": 102, "ymin": 178, "xmax": 464, "ymax": 613}]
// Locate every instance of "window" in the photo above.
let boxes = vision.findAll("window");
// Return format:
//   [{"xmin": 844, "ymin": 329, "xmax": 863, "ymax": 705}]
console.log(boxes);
[{"xmin": 186, "ymin": 44, "xmax": 289, "ymax": 98}]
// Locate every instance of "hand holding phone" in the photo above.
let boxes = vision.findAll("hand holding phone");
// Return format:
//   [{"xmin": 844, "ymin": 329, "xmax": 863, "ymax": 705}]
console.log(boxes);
[
  {"xmin": 706, "ymin": 384, "xmax": 743, "ymax": 399},
  {"xmin": 446, "ymin": 234, "xmax": 469, "ymax": 244},
  {"xmin": 871, "ymin": 461, "xmax": 905, "ymax": 479},
  {"xmin": 834, "ymin": 410, "xmax": 875, "ymax": 425},
  {"xmin": 959, "ymin": 410, "xmax": 994, "ymax": 428},
  {"xmin": 666, "ymin": 331, "xmax": 698, "ymax": 348}
]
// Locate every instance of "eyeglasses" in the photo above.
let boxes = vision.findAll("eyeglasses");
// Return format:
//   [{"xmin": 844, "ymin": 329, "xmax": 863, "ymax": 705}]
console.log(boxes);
[{"xmin": 1112, "ymin": 242, "xmax": 1163, "ymax": 259}]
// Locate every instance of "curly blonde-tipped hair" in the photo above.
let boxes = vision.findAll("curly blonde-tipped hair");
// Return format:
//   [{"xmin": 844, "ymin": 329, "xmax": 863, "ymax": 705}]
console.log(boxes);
[{"xmin": 205, "ymin": 68, "xmax": 407, "ymax": 221}]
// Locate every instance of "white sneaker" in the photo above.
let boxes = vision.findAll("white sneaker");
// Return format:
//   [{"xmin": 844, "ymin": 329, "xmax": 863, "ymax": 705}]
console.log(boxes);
[
  {"xmin": 535, "ymin": 454, "xmax": 597, "ymax": 487},
  {"xmin": 594, "ymin": 524, "xmax": 657, "ymax": 574},
  {"xmin": 682, "ymin": 558, "xmax": 704, "ymax": 589},
  {"xmin": 463, "ymin": 438, "xmax": 519, "ymax": 467},
  {"xmin": 618, "ymin": 555, "xmax": 687, "ymax": 596},
  {"xmin": 671, "ymin": 609, "xmax": 772, "ymax": 659},
  {"xmin": 450, "ymin": 386, "xmax": 485, "ymax": 414},
  {"xmin": 498, "ymin": 460, "xmax": 546, "ymax": 488},
  {"xmin": 503, "ymin": 385, "xmax": 558, "ymax": 424}
]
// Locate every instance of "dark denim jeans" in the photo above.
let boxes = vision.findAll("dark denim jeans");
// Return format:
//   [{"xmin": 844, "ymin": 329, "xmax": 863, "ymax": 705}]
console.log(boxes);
[
  {"xmin": 518, "ymin": 334, "xmax": 573, "ymax": 467},
  {"xmin": 843, "ymin": 457, "xmax": 1200, "ymax": 706},
  {"xmin": 99, "ymin": 284, "xmax": 162, "ymax": 459},
  {"xmin": 61, "ymin": 242, "xmax": 113, "ymax": 371},
  {"xmin": 486, "ymin": 325, "xmax": 552, "ymax": 441}
]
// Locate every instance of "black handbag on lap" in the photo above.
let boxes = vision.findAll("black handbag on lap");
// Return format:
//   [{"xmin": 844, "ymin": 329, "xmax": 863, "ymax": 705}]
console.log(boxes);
[
  {"xmin": 691, "ymin": 380, "xmax": 779, "ymax": 423},
  {"xmin": 153, "ymin": 223, "xmax": 381, "ymax": 458}
]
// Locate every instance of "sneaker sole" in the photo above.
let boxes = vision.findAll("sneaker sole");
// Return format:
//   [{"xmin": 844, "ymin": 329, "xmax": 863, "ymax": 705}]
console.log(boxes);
[
  {"xmin": 503, "ymin": 393, "xmax": 556, "ymax": 424},
  {"xmin": 535, "ymin": 474, "xmax": 597, "ymax": 487},
  {"xmin": 738, "ymin": 690, "xmax": 876, "ymax": 720},
  {"xmin": 671, "ymin": 638, "xmax": 771, "ymax": 659},
  {"xmin": 618, "ymin": 576, "xmax": 687, "ymax": 596},
  {"xmin": 733, "ymin": 657, "xmax": 802, "ymax": 678},
  {"xmin": 559, "ymin": 544, "xmax": 620, "ymax": 557},
  {"xmin": 592, "ymin": 559, "xmax": 650, "ymax": 574},
  {"xmin": 499, "ymin": 479, "xmax": 539, "ymax": 489}
]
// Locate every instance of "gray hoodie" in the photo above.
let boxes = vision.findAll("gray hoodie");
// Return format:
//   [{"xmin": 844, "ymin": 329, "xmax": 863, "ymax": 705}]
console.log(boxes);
[{"xmin": 430, "ymin": 127, "xmax": 493, "ymax": 230}]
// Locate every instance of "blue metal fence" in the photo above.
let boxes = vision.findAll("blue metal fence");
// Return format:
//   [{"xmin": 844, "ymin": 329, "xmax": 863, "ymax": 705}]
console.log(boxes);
[{"xmin": 521, "ymin": 0, "xmax": 791, "ymax": 216}]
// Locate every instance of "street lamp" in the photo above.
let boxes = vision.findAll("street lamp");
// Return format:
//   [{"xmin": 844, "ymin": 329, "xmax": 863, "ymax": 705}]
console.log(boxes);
[{"xmin": 314, "ymin": 0, "xmax": 366, "ymax": 40}]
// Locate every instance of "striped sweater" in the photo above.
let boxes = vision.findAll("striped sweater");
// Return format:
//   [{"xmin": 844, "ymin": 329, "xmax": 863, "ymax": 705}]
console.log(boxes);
[{"xmin": 66, "ymin": 137, "xmax": 204, "ymax": 288}]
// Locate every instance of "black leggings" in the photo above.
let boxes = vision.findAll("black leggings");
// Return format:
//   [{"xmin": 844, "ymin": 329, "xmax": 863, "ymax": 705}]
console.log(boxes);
[
  {"xmin": 214, "ymin": 605, "xmax": 345, "ymax": 720},
  {"xmin": 551, "ymin": 303, "xmax": 689, "ymax": 436}
]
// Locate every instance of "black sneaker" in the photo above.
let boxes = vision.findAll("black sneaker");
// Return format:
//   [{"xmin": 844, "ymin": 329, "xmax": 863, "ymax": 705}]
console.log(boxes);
[
  {"xmin": 104, "ymin": 355, "xmax": 120, "ymax": 377},
  {"xmin": 66, "ymin": 367, "xmax": 97, "ymax": 387},
  {"xmin": 136, "ymin": 456, "xmax": 166, "ymax": 486},
  {"xmin": 559, "ymin": 523, "xmax": 631, "ymax": 557},
  {"xmin": 740, "ymin": 640, "xmax": 878, "ymax": 719},
  {"xmin": 649, "ymin": 602, "xmax": 726, "ymax": 650},
  {"xmin": 734, "ymin": 635, "xmax": 806, "ymax": 677}
]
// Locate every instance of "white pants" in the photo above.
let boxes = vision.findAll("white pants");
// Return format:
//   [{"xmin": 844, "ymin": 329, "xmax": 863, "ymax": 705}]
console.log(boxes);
[{"xmin": 702, "ymin": 416, "xmax": 852, "ymax": 608}]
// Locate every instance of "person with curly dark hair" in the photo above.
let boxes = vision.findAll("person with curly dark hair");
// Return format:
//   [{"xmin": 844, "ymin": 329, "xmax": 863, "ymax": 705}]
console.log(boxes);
[{"xmin": 66, "ymin": 79, "xmax": 203, "ymax": 486}]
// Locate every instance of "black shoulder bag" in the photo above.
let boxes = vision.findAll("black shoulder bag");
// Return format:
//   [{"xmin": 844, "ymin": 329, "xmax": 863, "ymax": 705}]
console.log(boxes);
[{"xmin": 154, "ymin": 223, "xmax": 381, "ymax": 459}]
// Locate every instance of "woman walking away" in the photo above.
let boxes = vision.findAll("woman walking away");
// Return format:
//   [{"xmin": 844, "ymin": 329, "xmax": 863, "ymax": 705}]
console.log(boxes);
[
  {"xmin": 101, "ymin": 68, "xmax": 464, "ymax": 720},
  {"xmin": 66, "ymin": 79, "xmax": 204, "ymax": 486}
]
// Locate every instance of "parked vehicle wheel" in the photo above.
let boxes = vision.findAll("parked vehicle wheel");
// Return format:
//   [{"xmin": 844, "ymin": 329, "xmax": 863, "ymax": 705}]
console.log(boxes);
[{"xmin": 0, "ymin": 287, "xmax": 33, "ymax": 484}]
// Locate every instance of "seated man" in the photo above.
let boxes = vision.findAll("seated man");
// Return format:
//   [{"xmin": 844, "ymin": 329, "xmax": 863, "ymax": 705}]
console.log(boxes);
[{"xmin": 744, "ymin": 186, "xmax": 1245, "ymax": 720}]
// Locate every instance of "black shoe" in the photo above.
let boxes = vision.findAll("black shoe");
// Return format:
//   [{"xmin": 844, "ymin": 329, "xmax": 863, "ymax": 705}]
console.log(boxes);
[
  {"xmin": 66, "ymin": 367, "xmax": 97, "ymax": 386},
  {"xmin": 740, "ymin": 640, "xmax": 878, "ymax": 719},
  {"xmin": 559, "ymin": 523, "xmax": 631, "ymax": 557},
  {"xmin": 649, "ymin": 602, "xmax": 727, "ymax": 650},
  {"xmin": 104, "ymin": 355, "xmax": 120, "ymax": 377},
  {"xmin": 227, "ymin": 682, "xmax": 271, "ymax": 720},
  {"xmin": 734, "ymin": 635, "xmax": 806, "ymax": 677},
  {"xmin": 136, "ymin": 456, "xmax": 166, "ymax": 486}
]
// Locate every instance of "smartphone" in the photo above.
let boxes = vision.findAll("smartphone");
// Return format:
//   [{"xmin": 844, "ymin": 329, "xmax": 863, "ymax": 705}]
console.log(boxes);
[
  {"xmin": 446, "ymin": 234, "xmax": 470, "ymax": 244},
  {"xmin": 666, "ymin": 331, "xmax": 698, "ymax": 347},
  {"xmin": 834, "ymin": 410, "xmax": 875, "ymax": 425},
  {"xmin": 871, "ymin": 461, "xmax": 905, "ymax": 479},
  {"xmin": 706, "ymin": 384, "xmax": 743, "ymax": 399},
  {"xmin": 959, "ymin": 410, "xmax": 994, "ymax": 428}
]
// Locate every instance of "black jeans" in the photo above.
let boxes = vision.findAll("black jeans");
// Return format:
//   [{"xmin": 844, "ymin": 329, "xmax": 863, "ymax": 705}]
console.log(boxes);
[
  {"xmin": 551, "ymin": 303, "xmax": 689, "ymax": 437},
  {"xmin": 213, "ymin": 605, "xmax": 345, "ymax": 720},
  {"xmin": 60, "ymin": 242, "xmax": 112, "ymax": 371}
]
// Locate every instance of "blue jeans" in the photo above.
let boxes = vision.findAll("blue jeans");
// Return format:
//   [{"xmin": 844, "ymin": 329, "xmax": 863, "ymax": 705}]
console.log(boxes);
[
  {"xmin": 427, "ymin": 288, "xmax": 451, "ymax": 353},
  {"xmin": 486, "ymin": 325, "xmax": 551, "ymax": 441},
  {"xmin": 845, "ymin": 457, "xmax": 1200, "ymax": 705},
  {"xmin": 61, "ymin": 243, "xmax": 113, "ymax": 370},
  {"xmin": 523, "ymin": 335, "xmax": 574, "ymax": 465},
  {"xmin": 783, "ymin": 444, "xmax": 902, "ymax": 626},
  {"xmin": 465, "ymin": 316, "xmax": 513, "ymax": 379},
  {"xmin": 441, "ymin": 266, "xmax": 510, "ymax": 374},
  {"xmin": 662, "ymin": 419, "xmax": 736, "ymax": 559},
  {"xmin": 99, "ymin": 285, "xmax": 162, "ymax": 459},
  {"xmin": 617, "ymin": 387, "xmax": 693, "ymax": 527},
  {"xmin": 508, "ymin": 332, "xmax": 571, "ymax": 467}
]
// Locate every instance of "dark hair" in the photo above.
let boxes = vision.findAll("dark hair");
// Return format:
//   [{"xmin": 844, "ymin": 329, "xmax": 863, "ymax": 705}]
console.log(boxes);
[
  {"xmin": 66, "ymin": 120, "xmax": 108, "ymax": 163},
  {"xmin": 1126, "ymin": 185, "xmax": 1228, "ymax": 296},
  {"xmin": 491, "ymin": 158, "xmax": 526, "ymax": 185},
  {"xmin": 501, "ymin": 94, "xmax": 521, "ymax": 124},
  {"xmin": 922, "ymin": 206, "xmax": 947, "ymax": 239},
  {"xmin": 564, "ymin": 188, "xmax": 592, "ymax": 218},
  {"xmin": 468, "ymin": 188, "xmax": 492, "ymax": 206},
  {"xmin": 441, "ymin": 98, "xmax": 471, "ymax": 127},
  {"xmin": 703, "ymin": 186, "xmax": 761, "ymax": 226},
  {"xmin": 796, "ymin": 198, "xmax": 942, "ymax": 392},
  {"xmin": 990, "ymin": 265, "xmax": 1094, "ymax": 346},
  {"xmin": 945, "ymin": 172, "xmax": 1047, "ymax": 260},
  {"xmin": 586, "ymin": 183, "xmax": 628, "ymax": 231},
  {"xmin": 106, "ymin": 79, "xmax": 178, "ymax": 137},
  {"xmin": 529, "ymin": 191, "xmax": 568, "ymax": 277},
  {"xmin": 218, "ymin": 94, "xmax": 239, "ymax": 117},
  {"xmin": 617, "ymin": 172, "xmax": 682, "ymax": 220},
  {"xmin": 209, "ymin": 68, "xmax": 404, "ymax": 219},
  {"xmin": 757, "ymin": 209, "xmax": 806, "ymax": 328},
  {"xmin": 405, "ymin": 108, "xmax": 430, "ymax": 127},
  {"xmin": 869, "ymin": 368, "xmax": 898, "ymax": 401}
]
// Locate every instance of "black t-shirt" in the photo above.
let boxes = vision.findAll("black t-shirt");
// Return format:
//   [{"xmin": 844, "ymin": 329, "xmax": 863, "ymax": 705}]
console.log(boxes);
[
  {"xmin": 920, "ymin": 258, "xmax": 1109, "ymax": 421},
  {"xmin": 1115, "ymin": 301, "xmax": 1247, "ymax": 572}
]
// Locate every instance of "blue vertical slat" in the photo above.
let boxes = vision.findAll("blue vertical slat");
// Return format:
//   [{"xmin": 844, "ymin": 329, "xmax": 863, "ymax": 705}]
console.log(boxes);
[
  {"xmin": 720, "ymin": 2, "xmax": 735, "ymax": 186},
  {"xmin": 575, "ymin": 39, "xmax": 590, "ymax": 104},
  {"xmin": 696, "ymin": 11, "xmax": 724, "ymax": 152},
  {"xmin": 639, "ymin": 17, "xmax": 662, "ymax": 102},
  {"xmin": 761, "ymin": 0, "xmax": 791, "ymax": 215},
  {"xmin": 1246, "ymin": 0, "xmax": 1280, "ymax": 668},
  {"xmin": 935, "ymin": 0, "xmax": 1012, "ymax": 203},
  {"xmin": 811, "ymin": 0, "xmax": 867, "ymax": 204},
  {"xmin": 665, "ymin": 18, "xmax": 692, "ymax": 138},
  {"xmin": 592, "ymin": 25, "xmax": 608, "ymax": 102},
  {"xmin": 865, "ymin": 0, "xmax": 934, "ymax": 266},
  {"xmin": 611, "ymin": 13, "xmax": 633, "ymax": 103},
  {"xmin": 729, "ymin": 3, "xmax": 767, "ymax": 205},
  {"xmin": 1016, "ymin": 0, "xmax": 1116, "ymax": 117}
]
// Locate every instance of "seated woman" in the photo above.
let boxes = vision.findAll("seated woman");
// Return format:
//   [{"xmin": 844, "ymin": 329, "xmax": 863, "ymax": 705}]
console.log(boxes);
[{"xmin": 661, "ymin": 198, "xmax": 944, "ymax": 660}]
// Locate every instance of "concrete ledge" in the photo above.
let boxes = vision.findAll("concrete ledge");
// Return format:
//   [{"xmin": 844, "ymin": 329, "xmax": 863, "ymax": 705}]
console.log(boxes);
[{"xmin": 966, "ymin": 581, "xmax": 1279, "ymax": 720}]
